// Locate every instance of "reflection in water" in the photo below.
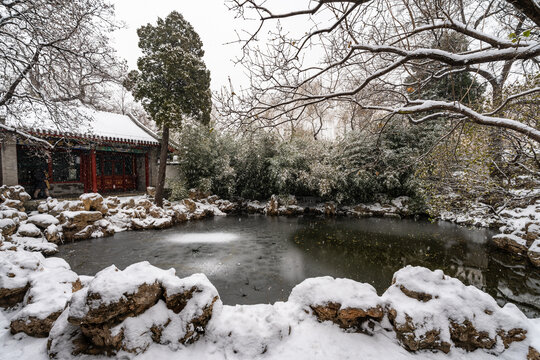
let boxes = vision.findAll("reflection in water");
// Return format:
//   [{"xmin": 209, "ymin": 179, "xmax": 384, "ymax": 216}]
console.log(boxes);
[
  {"xmin": 56, "ymin": 215, "xmax": 540, "ymax": 317},
  {"xmin": 163, "ymin": 232, "xmax": 240, "ymax": 243}
]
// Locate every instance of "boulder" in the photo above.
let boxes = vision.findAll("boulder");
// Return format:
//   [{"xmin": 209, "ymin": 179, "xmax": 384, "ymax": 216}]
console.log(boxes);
[
  {"xmin": 265, "ymin": 195, "xmax": 279, "ymax": 216},
  {"xmin": 0, "ymin": 185, "xmax": 31, "ymax": 203},
  {"xmin": 10, "ymin": 257, "xmax": 80, "ymax": 337},
  {"xmin": 17, "ymin": 223, "xmax": 42, "ymax": 238},
  {"xmin": 216, "ymin": 199, "xmax": 236, "ymax": 213},
  {"xmin": 280, "ymin": 205, "xmax": 304, "ymax": 216},
  {"xmin": 528, "ymin": 240, "xmax": 540, "ymax": 267},
  {"xmin": 492, "ymin": 233, "xmax": 529, "ymax": 255},
  {"xmin": 0, "ymin": 218, "xmax": 18, "ymax": 236},
  {"xmin": 44, "ymin": 224, "xmax": 62, "ymax": 244},
  {"xmin": 80, "ymin": 193, "xmax": 107, "ymax": 214},
  {"xmin": 3, "ymin": 199, "xmax": 24, "ymax": 211},
  {"xmin": 59, "ymin": 211, "xmax": 102, "ymax": 228},
  {"xmin": 27, "ymin": 214, "xmax": 60, "ymax": 229},
  {"xmin": 183, "ymin": 199, "xmax": 197, "ymax": 213},
  {"xmin": 188, "ymin": 188, "xmax": 210, "ymax": 200},
  {"xmin": 289, "ymin": 277, "xmax": 384, "ymax": 333},
  {"xmin": 529, "ymin": 347, "xmax": 540, "ymax": 360},
  {"xmin": 121, "ymin": 198, "xmax": 136, "ymax": 210},
  {"xmin": 136, "ymin": 198, "xmax": 154, "ymax": 210},
  {"xmin": 525, "ymin": 223, "xmax": 540, "ymax": 245},
  {"xmin": 59, "ymin": 211, "xmax": 104, "ymax": 241},
  {"xmin": 206, "ymin": 195, "xmax": 219, "ymax": 204},
  {"xmin": 172, "ymin": 204, "xmax": 188, "ymax": 223},
  {"xmin": 49, "ymin": 262, "xmax": 220, "ymax": 356},
  {"xmin": 383, "ymin": 266, "xmax": 529, "ymax": 354},
  {"xmin": 246, "ymin": 200, "xmax": 265, "ymax": 214},
  {"xmin": 324, "ymin": 202, "xmax": 336, "ymax": 217},
  {"xmin": 146, "ymin": 187, "xmax": 156, "ymax": 197},
  {"xmin": 0, "ymin": 250, "xmax": 43, "ymax": 308},
  {"xmin": 37, "ymin": 203, "xmax": 49, "ymax": 213},
  {"xmin": 8, "ymin": 236, "xmax": 58, "ymax": 256},
  {"xmin": 105, "ymin": 196, "xmax": 120, "ymax": 210}
]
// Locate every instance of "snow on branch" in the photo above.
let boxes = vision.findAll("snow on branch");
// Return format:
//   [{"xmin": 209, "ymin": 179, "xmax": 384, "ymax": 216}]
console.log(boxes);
[
  {"xmin": 375, "ymin": 100, "xmax": 540, "ymax": 142},
  {"xmin": 0, "ymin": 122, "xmax": 53, "ymax": 148}
]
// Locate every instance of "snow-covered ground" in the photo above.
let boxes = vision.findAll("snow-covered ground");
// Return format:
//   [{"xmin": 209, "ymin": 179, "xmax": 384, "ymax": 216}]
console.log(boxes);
[
  {"xmin": 1, "ymin": 254, "xmax": 539, "ymax": 360},
  {"xmin": 2, "ymin": 308, "xmax": 534, "ymax": 360}
]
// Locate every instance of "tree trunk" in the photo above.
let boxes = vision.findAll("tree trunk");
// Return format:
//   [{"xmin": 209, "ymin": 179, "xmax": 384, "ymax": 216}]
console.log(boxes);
[
  {"xmin": 155, "ymin": 124, "xmax": 169, "ymax": 208},
  {"xmin": 489, "ymin": 85, "xmax": 504, "ymax": 179}
]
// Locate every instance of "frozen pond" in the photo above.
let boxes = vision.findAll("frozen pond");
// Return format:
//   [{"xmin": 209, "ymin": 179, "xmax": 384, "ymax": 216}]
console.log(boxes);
[{"xmin": 56, "ymin": 215, "xmax": 540, "ymax": 317}]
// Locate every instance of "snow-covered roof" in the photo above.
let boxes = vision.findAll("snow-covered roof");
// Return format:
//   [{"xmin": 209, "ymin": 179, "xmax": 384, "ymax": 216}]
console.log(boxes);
[{"xmin": 5, "ymin": 106, "xmax": 160, "ymax": 146}]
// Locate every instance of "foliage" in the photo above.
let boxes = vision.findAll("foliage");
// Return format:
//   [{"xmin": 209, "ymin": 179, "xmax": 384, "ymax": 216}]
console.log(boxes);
[
  {"xmin": 0, "ymin": 0, "xmax": 123, "ymax": 137},
  {"xmin": 171, "ymin": 118, "xmax": 439, "ymax": 205},
  {"xmin": 125, "ymin": 11, "xmax": 211, "ymax": 127}
]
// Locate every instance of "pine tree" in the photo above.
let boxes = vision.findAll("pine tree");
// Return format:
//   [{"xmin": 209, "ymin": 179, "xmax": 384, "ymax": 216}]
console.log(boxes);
[{"xmin": 125, "ymin": 11, "xmax": 211, "ymax": 207}]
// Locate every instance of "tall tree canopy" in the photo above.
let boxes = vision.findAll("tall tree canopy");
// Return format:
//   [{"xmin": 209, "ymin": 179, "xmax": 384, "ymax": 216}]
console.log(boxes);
[
  {"xmin": 126, "ymin": 11, "xmax": 212, "ymax": 206},
  {"xmin": 219, "ymin": 0, "xmax": 540, "ymax": 143},
  {"xmin": 0, "ymin": 0, "xmax": 123, "ymax": 146}
]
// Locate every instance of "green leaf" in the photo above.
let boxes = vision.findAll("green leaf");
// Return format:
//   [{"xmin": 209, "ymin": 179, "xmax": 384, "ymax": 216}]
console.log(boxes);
[
  {"xmin": 508, "ymin": 32, "xmax": 516, "ymax": 39},
  {"xmin": 523, "ymin": 29, "xmax": 531, "ymax": 37}
]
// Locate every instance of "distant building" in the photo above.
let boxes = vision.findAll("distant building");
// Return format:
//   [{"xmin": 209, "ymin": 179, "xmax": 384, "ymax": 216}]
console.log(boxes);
[{"xmin": 0, "ymin": 108, "xmax": 162, "ymax": 197}]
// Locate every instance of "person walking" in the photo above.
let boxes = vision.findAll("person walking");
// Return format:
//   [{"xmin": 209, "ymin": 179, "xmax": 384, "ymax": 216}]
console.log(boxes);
[{"xmin": 33, "ymin": 165, "xmax": 50, "ymax": 199}]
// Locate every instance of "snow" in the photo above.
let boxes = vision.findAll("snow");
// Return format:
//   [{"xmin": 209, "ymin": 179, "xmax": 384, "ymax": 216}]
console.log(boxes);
[
  {"xmin": 26, "ymin": 214, "xmax": 59, "ymax": 227},
  {"xmin": 0, "ymin": 218, "xmax": 15, "ymax": 229},
  {"xmin": 17, "ymin": 223, "xmax": 42, "ymax": 237},
  {"xmin": 7, "ymin": 106, "xmax": 159, "ymax": 145},
  {"xmin": 0, "ymin": 250, "xmax": 43, "ymax": 290},
  {"xmin": 2, "ymin": 300, "xmax": 537, "ymax": 360},
  {"xmin": 382, "ymin": 266, "xmax": 530, "ymax": 353},
  {"xmin": 12, "ymin": 258, "xmax": 78, "ymax": 321},
  {"xmin": 164, "ymin": 232, "xmax": 240, "ymax": 244},
  {"xmin": 492, "ymin": 233, "xmax": 527, "ymax": 247},
  {"xmin": 69, "ymin": 262, "xmax": 174, "ymax": 314},
  {"xmin": 289, "ymin": 276, "xmax": 381, "ymax": 310},
  {"xmin": 6, "ymin": 236, "xmax": 58, "ymax": 255},
  {"xmin": 1, "ymin": 260, "xmax": 540, "ymax": 359}
]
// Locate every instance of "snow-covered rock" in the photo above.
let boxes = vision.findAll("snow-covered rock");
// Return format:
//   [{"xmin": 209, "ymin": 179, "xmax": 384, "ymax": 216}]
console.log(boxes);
[
  {"xmin": 79, "ymin": 193, "xmax": 107, "ymax": 214},
  {"xmin": 0, "ymin": 250, "xmax": 42, "ymax": 308},
  {"xmin": 0, "ymin": 185, "xmax": 31, "ymax": 202},
  {"xmin": 17, "ymin": 223, "xmax": 42, "ymax": 238},
  {"xmin": 492, "ymin": 233, "xmax": 529, "ymax": 255},
  {"xmin": 5, "ymin": 235, "xmax": 58, "ymax": 255},
  {"xmin": 265, "ymin": 195, "xmax": 279, "ymax": 216},
  {"xmin": 27, "ymin": 214, "xmax": 59, "ymax": 229},
  {"xmin": 48, "ymin": 262, "xmax": 221, "ymax": 356},
  {"xmin": 528, "ymin": 240, "xmax": 540, "ymax": 267},
  {"xmin": 383, "ymin": 266, "xmax": 530, "ymax": 354},
  {"xmin": 290, "ymin": 277, "xmax": 384, "ymax": 332},
  {"xmin": 10, "ymin": 257, "xmax": 80, "ymax": 337},
  {"xmin": 0, "ymin": 218, "xmax": 18, "ymax": 236}
]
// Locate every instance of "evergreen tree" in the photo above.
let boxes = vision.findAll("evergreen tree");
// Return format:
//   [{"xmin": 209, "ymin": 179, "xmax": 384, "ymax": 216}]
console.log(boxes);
[
  {"xmin": 125, "ymin": 11, "xmax": 211, "ymax": 206},
  {"xmin": 406, "ymin": 32, "xmax": 485, "ymax": 105}
]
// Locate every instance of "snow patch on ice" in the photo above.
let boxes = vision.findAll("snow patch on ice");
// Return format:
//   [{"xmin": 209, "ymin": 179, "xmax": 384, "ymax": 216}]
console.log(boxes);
[{"xmin": 163, "ymin": 232, "xmax": 240, "ymax": 244}]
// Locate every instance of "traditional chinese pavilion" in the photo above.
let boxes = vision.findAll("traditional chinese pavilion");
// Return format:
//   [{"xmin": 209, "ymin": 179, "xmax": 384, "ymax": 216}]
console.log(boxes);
[{"xmin": 0, "ymin": 108, "xmax": 161, "ymax": 197}]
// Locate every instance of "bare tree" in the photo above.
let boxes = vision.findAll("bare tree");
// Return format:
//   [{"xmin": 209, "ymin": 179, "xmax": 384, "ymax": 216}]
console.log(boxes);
[
  {"xmin": 218, "ymin": 0, "xmax": 540, "ymax": 144},
  {"xmin": 0, "ymin": 0, "xmax": 124, "ymax": 146}
]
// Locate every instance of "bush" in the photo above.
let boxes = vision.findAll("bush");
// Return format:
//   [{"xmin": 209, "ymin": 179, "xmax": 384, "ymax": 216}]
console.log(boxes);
[{"xmin": 169, "ymin": 118, "xmax": 438, "ymax": 204}]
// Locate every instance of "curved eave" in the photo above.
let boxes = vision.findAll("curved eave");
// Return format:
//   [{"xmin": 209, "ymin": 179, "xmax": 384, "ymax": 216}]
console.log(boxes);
[{"xmin": 4, "ymin": 127, "xmax": 161, "ymax": 147}]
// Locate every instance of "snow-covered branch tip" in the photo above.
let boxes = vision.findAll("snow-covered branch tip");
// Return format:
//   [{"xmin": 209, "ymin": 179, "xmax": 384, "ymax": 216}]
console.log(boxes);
[{"xmin": 0, "ymin": 122, "xmax": 54, "ymax": 148}]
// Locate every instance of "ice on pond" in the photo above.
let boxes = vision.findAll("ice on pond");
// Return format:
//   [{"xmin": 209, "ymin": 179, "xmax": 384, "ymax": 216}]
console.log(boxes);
[{"xmin": 164, "ymin": 232, "xmax": 240, "ymax": 243}]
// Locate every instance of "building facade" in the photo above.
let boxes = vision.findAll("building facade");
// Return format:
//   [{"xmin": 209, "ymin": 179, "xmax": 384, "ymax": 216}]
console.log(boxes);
[{"xmin": 0, "ymin": 109, "xmax": 161, "ymax": 197}]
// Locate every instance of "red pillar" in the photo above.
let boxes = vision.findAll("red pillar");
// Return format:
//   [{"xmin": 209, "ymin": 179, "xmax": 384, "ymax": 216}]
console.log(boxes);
[
  {"xmin": 144, "ymin": 152, "xmax": 149, "ymax": 188},
  {"xmin": 91, "ymin": 148, "xmax": 98, "ymax": 193}
]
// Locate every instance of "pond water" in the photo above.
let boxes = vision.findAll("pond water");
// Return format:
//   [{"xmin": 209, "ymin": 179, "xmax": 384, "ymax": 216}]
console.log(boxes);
[{"xmin": 56, "ymin": 215, "xmax": 540, "ymax": 317}]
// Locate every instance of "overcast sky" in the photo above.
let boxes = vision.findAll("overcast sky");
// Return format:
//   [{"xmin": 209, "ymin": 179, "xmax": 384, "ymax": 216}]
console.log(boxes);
[{"xmin": 111, "ymin": 0, "xmax": 245, "ymax": 91}]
